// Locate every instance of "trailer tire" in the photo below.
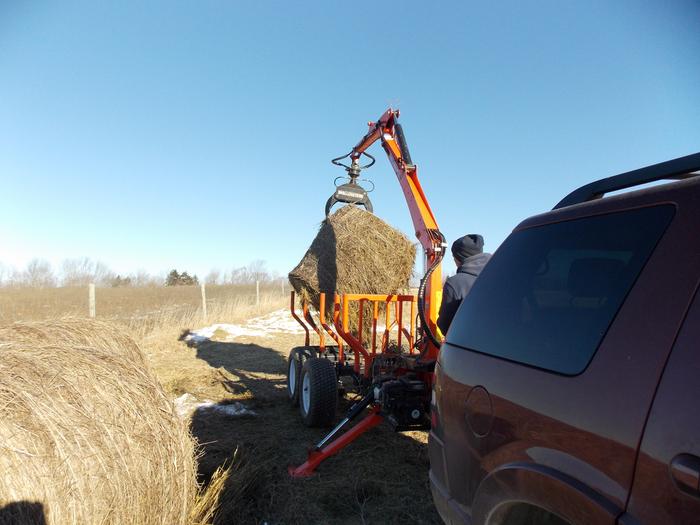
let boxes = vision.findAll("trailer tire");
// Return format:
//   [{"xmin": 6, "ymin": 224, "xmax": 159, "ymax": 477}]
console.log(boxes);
[
  {"xmin": 299, "ymin": 357, "xmax": 337, "ymax": 427},
  {"xmin": 286, "ymin": 347, "xmax": 316, "ymax": 406}
]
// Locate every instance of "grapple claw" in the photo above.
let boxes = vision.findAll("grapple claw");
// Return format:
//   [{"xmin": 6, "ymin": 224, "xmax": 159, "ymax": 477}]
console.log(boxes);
[
  {"xmin": 325, "ymin": 183, "xmax": 373, "ymax": 217},
  {"xmin": 325, "ymin": 151, "xmax": 376, "ymax": 216}
]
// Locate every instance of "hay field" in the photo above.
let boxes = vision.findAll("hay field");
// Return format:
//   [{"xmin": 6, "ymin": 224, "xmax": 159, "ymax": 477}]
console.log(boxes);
[
  {"xmin": 0, "ymin": 283, "xmax": 286, "ymax": 325},
  {"xmin": 0, "ymin": 282, "xmax": 438, "ymax": 523}
]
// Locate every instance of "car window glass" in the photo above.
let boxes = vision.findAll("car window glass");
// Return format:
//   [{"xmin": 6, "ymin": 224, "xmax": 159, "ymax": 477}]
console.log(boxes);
[{"xmin": 446, "ymin": 205, "xmax": 675, "ymax": 375}]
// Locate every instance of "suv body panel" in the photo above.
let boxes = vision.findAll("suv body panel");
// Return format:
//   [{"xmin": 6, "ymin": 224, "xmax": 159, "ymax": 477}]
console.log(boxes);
[
  {"xmin": 625, "ymin": 287, "xmax": 700, "ymax": 523},
  {"xmin": 430, "ymin": 177, "xmax": 700, "ymax": 524}
]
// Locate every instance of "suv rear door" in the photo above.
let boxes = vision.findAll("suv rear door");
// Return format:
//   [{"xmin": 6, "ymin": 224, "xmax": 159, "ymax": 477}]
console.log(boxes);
[{"xmin": 622, "ymin": 286, "xmax": 700, "ymax": 524}]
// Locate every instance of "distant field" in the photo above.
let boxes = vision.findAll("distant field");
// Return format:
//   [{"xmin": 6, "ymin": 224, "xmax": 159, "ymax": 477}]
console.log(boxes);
[{"xmin": 0, "ymin": 283, "xmax": 288, "ymax": 325}]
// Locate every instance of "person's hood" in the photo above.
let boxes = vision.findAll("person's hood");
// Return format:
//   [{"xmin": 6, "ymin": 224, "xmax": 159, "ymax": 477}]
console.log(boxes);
[{"xmin": 457, "ymin": 252, "xmax": 492, "ymax": 276}]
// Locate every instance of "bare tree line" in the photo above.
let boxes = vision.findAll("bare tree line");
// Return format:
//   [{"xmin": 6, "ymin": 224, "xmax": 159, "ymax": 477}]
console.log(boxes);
[
  {"xmin": 0, "ymin": 258, "xmax": 284, "ymax": 289},
  {"xmin": 203, "ymin": 260, "xmax": 281, "ymax": 286}
]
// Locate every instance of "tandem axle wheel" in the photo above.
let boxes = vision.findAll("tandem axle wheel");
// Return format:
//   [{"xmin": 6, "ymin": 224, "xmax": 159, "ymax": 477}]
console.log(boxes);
[
  {"xmin": 286, "ymin": 348, "xmax": 338, "ymax": 426},
  {"xmin": 286, "ymin": 346, "xmax": 316, "ymax": 406},
  {"xmin": 299, "ymin": 358, "xmax": 337, "ymax": 427}
]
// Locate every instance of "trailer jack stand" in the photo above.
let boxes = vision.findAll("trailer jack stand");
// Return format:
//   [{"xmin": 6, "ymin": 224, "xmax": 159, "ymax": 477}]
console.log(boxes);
[{"xmin": 288, "ymin": 405, "xmax": 383, "ymax": 478}]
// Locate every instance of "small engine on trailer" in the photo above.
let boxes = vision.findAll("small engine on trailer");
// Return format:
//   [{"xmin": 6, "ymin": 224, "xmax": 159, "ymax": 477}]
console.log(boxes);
[{"xmin": 374, "ymin": 375, "xmax": 430, "ymax": 431}]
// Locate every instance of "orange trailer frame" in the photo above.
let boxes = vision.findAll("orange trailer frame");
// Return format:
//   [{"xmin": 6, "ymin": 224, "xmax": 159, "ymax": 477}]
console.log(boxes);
[{"xmin": 291, "ymin": 291, "xmax": 418, "ymax": 376}]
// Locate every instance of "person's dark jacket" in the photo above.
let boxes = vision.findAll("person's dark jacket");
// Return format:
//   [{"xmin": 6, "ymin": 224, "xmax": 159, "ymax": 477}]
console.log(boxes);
[{"xmin": 437, "ymin": 252, "xmax": 492, "ymax": 335}]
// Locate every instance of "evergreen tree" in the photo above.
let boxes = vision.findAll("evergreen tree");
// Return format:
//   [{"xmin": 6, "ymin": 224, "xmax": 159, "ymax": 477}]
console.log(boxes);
[
  {"xmin": 165, "ymin": 269, "xmax": 198, "ymax": 286},
  {"xmin": 165, "ymin": 269, "xmax": 181, "ymax": 286}
]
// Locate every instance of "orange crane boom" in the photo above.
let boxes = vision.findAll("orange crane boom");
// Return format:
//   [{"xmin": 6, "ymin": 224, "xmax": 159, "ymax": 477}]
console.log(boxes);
[{"xmin": 350, "ymin": 108, "xmax": 446, "ymax": 357}]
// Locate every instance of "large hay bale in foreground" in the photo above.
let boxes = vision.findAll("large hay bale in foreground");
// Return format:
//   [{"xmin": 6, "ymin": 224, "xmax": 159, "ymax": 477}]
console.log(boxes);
[
  {"xmin": 289, "ymin": 206, "xmax": 415, "ymax": 328},
  {"xmin": 0, "ymin": 319, "xmax": 199, "ymax": 525}
]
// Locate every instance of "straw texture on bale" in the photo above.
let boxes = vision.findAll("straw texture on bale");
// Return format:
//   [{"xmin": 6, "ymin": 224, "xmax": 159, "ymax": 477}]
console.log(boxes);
[
  {"xmin": 0, "ymin": 318, "xmax": 201, "ymax": 525},
  {"xmin": 288, "ymin": 206, "xmax": 415, "ymax": 329}
]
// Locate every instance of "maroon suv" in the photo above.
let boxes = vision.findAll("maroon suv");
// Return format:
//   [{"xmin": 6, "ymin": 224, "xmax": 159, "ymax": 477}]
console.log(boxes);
[{"xmin": 429, "ymin": 153, "xmax": 700, "ymax": 525}]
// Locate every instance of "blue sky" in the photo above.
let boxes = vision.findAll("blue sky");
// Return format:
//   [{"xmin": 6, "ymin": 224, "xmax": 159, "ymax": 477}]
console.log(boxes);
[{"xmin": 1, "ymin": 1, "xmax": 698, "ymax": 279}]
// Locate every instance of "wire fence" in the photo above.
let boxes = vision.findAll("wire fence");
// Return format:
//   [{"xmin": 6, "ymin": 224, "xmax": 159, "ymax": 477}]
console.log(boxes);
[{"xmin": 0, "ymin": 281, "xmax": 289, "ymax": 324}]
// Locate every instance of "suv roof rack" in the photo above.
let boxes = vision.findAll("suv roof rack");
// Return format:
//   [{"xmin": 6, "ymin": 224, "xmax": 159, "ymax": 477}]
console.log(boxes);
[{"xmin": 554, "ymin": 152, "xmax": 700, "ymax": 210}]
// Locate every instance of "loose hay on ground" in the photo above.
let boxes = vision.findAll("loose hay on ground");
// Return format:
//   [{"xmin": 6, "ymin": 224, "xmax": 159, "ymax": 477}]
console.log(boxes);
[
  {"xmin": 0, "ymin": 318, "xmax": 215, "ymax": 525},
  {"xmin": 288, "ymin": 206, "xmax": 415, "ymax": 336}
]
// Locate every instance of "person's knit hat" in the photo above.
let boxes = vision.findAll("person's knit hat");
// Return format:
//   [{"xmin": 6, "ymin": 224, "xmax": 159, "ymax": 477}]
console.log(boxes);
[{"xmin": 451, "ymin": 234, "xmax": 484, "ymax": 260}]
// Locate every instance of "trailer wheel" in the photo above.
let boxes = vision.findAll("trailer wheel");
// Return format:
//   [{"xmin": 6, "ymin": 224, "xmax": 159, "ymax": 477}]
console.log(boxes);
[
  {"xmin": 286, "ymin": 347, "xmax": 316, "ymax": 406},
  {"xmin": 299, "ymin": 357, "xmax": 337, "ymax": 427},
  {"xmin": 286, "ymin": 348, "xmax": 302, "ymax": 405}
]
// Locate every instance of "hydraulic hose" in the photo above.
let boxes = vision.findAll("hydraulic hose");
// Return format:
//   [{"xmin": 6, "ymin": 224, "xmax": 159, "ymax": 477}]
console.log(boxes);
[
  {"xmin": 314, "ymin": 389, "xmax": 375, "ymax": 450},
  {"xmin": 417, "ymin": 232, "xmax": 446, "ymax": 352}
]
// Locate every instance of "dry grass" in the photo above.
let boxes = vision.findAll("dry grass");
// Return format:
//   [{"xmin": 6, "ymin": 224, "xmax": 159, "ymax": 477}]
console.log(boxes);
[
  {"xmin": 140, "ymin": 293, "xmax": 286, "ymax": 397},
  {"xmin": 131, "ymin": 292, "xmax": 287, "ymax": 340},
  {"xmin": 0, "ymin": 274, "xmax": 438, "ymax": 523},
  {"xmin": 0, "ymin": 318, "xmax": 204, "ymax": 525},
  {"xmin": 0, "ymin": 283, "xmax": 286, "ymax": 325},
  {"xmin": 178, "ymin": 331, "xmax": 441, "ymax": 525},
  {"xmin": 102, "ymin": 239, "xmax": 437, "ymax": 523},
  {"xmin": 0, "ymin": 287, "xmax": 289, "ymax": 524}
]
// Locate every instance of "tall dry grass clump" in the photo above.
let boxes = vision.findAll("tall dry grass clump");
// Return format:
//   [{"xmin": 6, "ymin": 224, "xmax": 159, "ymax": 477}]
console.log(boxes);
[{"xmin": 0, "ymin": 318, "xmax": 205, "ymax": 525}]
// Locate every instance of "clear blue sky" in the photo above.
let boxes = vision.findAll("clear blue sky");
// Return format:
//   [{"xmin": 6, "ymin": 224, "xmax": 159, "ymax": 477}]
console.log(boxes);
[{"xmin": 1, "ymin": 1, "xmax": 698, "ymax": 279}]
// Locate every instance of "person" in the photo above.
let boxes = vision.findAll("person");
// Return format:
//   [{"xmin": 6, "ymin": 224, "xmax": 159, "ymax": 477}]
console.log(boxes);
[{"xmin": 437, "ymin": 234, "xmax": 492, "ymax": 335}]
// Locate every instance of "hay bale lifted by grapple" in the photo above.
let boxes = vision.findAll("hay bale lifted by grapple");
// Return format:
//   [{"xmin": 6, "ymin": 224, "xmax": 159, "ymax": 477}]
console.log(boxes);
[
  {"xmin": 0, "ymin": 319, "xmax": 200, "ymax": 525},
  {"xmin": 288, "ymin": 206, "xmax": 415, "ymax": 321}
]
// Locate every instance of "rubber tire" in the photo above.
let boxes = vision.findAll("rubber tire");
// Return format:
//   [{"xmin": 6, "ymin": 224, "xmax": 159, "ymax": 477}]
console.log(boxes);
[
  {"xmin": 299, "ymin": 357, "xmax": 338, "ymax": 427},
  {"xmin": 286, "ymin": 347, "xmax": 316, "ymax": 406},
  {"xmin": 286, "ymin": 348, "xmax": 302, "ymax": 406}
]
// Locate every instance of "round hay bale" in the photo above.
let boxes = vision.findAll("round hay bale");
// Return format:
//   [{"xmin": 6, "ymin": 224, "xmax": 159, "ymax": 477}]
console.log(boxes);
[
  {"xmin": 0, "ymin": 318, "xmax": 199, "ymax": 525},
  {"xmin": 288, "ymin": 206, "xmax": 415, "ymax": 335}
]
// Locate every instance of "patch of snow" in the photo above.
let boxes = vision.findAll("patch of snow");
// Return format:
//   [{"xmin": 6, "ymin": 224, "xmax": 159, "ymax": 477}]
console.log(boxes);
[
  {"xmin": 184, "ymin": 308, "xmax": 307, "ymax": 344},
  {"xmin": 183, "ymin": 307, "xmax": 412, "ymax": 346},
  {"xmin": 185, "ymin": 323, "xmax": 266, "ymax": 344},
  {"xmin": 173, "ymin": 393, "xmax": 256, "ymax": 418},
  {"xmin": 173, "ymin": 393, "xmax": 213, "ymax": 418},
  {"xmin": 199, "ymin": 401, "xmax": 256, "ymax": 418},
  {"xmin": 244, "ymin": 309, "xmax": 309, "ymax": 335}
]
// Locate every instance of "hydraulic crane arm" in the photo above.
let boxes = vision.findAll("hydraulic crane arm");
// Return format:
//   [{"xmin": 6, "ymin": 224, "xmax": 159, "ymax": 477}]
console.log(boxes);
[
  {"xmin": 351, "ymin": 109, "xmax": 443, "ymax": 256},
  {"xmin": 349, "ymin": 108, "xmax": 446, "ymax": 355}
]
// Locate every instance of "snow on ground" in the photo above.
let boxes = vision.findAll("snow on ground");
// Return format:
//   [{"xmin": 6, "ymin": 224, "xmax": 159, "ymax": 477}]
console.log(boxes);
[
  {"xmin": 173, "ymin": 393, "xmax": 256, "ymax": 418},
  {"xmin": 184, "ymin": 308, "xmax": 307, "ymax": 344},
  {"xmin": 184, "ymin": 307, "xmax": 402, "ymax": 346},
  {"xmin": 174, "ymin": 393, "xmax": 209, "ymax": 417},
  {"xmin": 245, "ymin": 308, "xmax": 310, "ymax": 334}
]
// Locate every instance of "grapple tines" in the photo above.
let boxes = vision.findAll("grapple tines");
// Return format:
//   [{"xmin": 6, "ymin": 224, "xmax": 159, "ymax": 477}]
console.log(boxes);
[{"xmin": 325, "ymin": 151, "xmax": 375, "ymax": 216}]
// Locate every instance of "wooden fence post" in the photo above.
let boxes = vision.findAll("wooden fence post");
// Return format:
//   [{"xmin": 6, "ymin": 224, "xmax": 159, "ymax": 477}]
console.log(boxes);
[
  {"xmin": 256, "ymin": 280, "xmax": 260, "ymax": 306},
  {"xmin": 200, "ymin": 283, "xmax": 207, "ymax": 321},
  {"xmin": 88, "ymin": 283, "xmax": 96, "ymax": 318}
]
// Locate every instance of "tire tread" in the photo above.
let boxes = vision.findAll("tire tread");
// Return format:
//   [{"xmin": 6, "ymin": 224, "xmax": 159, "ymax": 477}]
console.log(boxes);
[{"xmin": 300, "ymin": 358, "xmax": 337, "ymax": 427}]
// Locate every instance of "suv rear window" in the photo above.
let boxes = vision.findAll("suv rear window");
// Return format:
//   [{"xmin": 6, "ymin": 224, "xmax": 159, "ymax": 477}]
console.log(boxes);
[{"xmin": 446, "ymin": 205, "xmax": 675, "ymax": 375}]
